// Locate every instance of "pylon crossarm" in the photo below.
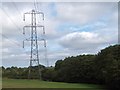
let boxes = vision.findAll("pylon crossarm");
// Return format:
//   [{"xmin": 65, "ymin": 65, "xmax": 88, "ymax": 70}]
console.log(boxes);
[
  {"xmin": 37, "ymin": 25, "xmax": 45, "ymax": 34},
  {"xmin": 23, "ymin": 11, "xmax": 44, "ymax": 21},
  {"xmin": 23, "ymin": 25, "xmax": 45, "ymax": 35},
  {"xmin": 36, "ymin": 12, "xmax": 44, "ymax": 20},
  {"xmin": 23, "ymin": 11, "xmax": 34, "ymax": 21},
  {"xmin": 23, "ymin": 37, "xmax": 31, "ymax": 48},
  {"xmin": 37, "ymin": 39, "xmax": 46, "ymax": 47},
  {"xmin": 23, "ymin": 25, "xmax": 31, "ymax": 34}
]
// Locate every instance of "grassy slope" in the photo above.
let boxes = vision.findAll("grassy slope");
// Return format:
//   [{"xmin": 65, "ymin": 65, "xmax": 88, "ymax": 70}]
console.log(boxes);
[{"xmin": 2, "ymin": 79, "xmax": 105, "ymax": 89}]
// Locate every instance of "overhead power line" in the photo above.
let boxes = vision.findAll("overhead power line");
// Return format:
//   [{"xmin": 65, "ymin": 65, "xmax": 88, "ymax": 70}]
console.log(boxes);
[
  {"xmin": 2, "ymin": 8, "xmax": 22, "ymax": 31},
  {"xmin": 0, "ymin": 33, "xmax": 22, "ymax": 48},
  {"xmin": 11, "ymin": 1, "xmax": 23, "ymax": 17},
  {"xmin": 1, "ymin": 8, "xmax": 26, "ymax": 40}
]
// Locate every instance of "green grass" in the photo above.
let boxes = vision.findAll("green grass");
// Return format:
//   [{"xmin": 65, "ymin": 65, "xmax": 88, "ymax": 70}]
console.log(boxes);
[{"xmin": 2, "ymin": 79, "xmax": 105, "ymax": 89}]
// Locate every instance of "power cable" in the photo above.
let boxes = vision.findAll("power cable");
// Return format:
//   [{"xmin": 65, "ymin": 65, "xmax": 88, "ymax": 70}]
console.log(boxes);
[
  {"xmin": 2, "ymin": 8, "xmax": 25, "ymax": 40},
  {"xmin": 1, "ymin": 33, "xmax": 22, "ymax": 48}
]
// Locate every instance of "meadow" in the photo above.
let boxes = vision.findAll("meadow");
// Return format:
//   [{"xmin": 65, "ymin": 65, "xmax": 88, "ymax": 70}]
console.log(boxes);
[{"xmin": 2, "ymin": 79, "xmax": 106, "ymax": 90}]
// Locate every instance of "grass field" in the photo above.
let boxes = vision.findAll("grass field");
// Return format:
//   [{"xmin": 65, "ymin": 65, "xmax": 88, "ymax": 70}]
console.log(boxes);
[{"xmin": 2, "ymin": 79, "xmax": 105, "ymax": 89}]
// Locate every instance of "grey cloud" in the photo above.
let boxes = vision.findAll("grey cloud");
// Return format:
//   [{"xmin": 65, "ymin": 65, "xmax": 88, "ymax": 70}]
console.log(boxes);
[
  {"xmin": 55, "ymin": 2, "xmax": 117, "ymax": 25},
  {"xmin": 1, "ymin": 2, "xmax": 118, "ymax": 67},
  {"xmin": 59, "ymin": 31, "xmax": 117, "ymax": 52}
]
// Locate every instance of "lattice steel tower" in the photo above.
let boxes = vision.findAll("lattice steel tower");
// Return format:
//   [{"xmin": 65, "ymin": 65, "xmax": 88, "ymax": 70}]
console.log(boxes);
[{"xmin": 23, "ymin": 9, "xmax": 46, "ymax": 80}]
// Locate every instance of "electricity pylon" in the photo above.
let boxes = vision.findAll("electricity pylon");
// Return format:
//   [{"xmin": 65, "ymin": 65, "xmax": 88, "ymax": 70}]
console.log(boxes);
[{"xmin": 23, "ymin": 9, "xmax": 46, "ymax": 80}]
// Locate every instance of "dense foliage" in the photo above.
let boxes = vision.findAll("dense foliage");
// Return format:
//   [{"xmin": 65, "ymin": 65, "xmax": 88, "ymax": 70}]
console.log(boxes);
[{"xmin": 1, "ymin": 44, "xmax": 120, "ymax": 90}]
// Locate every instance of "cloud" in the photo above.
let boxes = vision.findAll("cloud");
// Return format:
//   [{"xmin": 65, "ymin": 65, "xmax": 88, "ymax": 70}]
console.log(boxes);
[
  {"xmin": 59, "ymin": 31, "xmax": 117, "ymax": 51},
  {"xmin": 55, "ymin": 2, "xmax": 117, "ymax": 24},
  {"xmin": 1, "ymin": 2, "xmax": 118, "ymax": 67}
]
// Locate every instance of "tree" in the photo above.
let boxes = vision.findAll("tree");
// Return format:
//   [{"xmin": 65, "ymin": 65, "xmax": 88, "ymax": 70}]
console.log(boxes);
[
  {"xmin": 2, "ymin": 44, "xmax": 120, "ymax": 90},
  {"xmin": 95, "ymin": 45, "xmax": 120, "ymax": 89}
]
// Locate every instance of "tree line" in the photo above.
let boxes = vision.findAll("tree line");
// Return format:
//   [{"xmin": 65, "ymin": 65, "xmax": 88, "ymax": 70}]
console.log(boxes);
[{"xmin": 1, "ymin": 44, "xmax": 120, "ymax": 90}]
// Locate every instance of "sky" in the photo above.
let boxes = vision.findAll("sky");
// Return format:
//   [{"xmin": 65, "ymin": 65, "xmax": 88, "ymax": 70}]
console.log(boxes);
[{"xmin": 0, "ymin": 1, "xmax": 118, "ymax": 67}]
